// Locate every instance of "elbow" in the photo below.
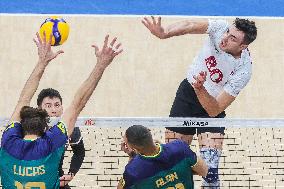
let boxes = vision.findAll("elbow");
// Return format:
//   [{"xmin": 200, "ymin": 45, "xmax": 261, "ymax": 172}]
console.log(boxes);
[
  {"xmin": 208, "ymin": 112, "xmax": 218, "ymax": 118},
  {"xmin": 73, "ymin": 140, "xmax": 86, "ymax": 160},
  {"xmin": 207, "ymin": 107, "xmax": 222, "ymax": 117},
  {"xmin": 207, "ymin": 111, "xmax": 219, "ymax": 118}
]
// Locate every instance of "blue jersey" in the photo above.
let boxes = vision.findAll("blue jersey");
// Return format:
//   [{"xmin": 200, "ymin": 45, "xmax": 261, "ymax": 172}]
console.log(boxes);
[
  {"xmin": 0, "ymin": 121, "xmax": 68, "ymax": 189},
  {"xmin": 122, "ymin": 140, "xmax": 197, "ymax": 189}
]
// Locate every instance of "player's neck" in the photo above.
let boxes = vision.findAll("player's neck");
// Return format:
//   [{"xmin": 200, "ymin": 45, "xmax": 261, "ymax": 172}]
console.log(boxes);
[
  {"xmin": 24, "ymin": 134, "xmax": 39, "ymax": 141},
  {"xmin": 141, "ymin": 143, "xmax": 160, "ymax": 157},
  {"xmin": 229, "ymin": 50, "xmax": 242, "ymax": 59}
]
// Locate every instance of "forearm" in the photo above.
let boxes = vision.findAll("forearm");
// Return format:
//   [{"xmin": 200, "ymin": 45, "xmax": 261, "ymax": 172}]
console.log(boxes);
[
  {"xmin": 19, "ymin": 61, "xmax": 46, "ymax": 104},
  {"xmin": 72, "ymin": 63, "xmax": 105, "ymax": 114},
  {"xmin": 11, "ymin": 61, "xmax": 47, "ymax": 121},
  {"xmin": 65, "ymin": 62, "xmax": 106, "ymax": 135},
  {"xmin": 69, "ymin": 140, "xmax": 85, "ymax": 174},
  {"xmin": 165, "ymin": 20, "xmax": 208, "ymax": 38},
  {"xmin": 63, "ymin": 35, "xmax": 121, "ymax": 136},
  {"xmin": 194, "ymin": 86, "xmax": 221, "ymax": 117}
]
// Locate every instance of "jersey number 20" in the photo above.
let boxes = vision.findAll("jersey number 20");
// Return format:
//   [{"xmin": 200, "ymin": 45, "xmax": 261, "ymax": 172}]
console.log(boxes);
[
  {"xmin": 166, "ymin": 183, "xmax": 185, "ymax": 189},
  {"xmin": 15, "ymin": 181, "xmax": 46, "ymax": 189}
]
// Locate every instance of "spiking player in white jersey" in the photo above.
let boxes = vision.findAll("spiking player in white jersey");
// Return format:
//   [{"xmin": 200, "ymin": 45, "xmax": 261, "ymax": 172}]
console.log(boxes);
[{"xmin": 143, "ymin": 17, "xmax": 257, "ymax": 188}]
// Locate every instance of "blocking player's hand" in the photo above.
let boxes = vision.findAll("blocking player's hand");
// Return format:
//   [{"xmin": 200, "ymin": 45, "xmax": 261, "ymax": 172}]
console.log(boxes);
[
  {"xmin": 33, "ymin": 32, "xmax": 64, "ymax": 65},
  {"xmin": 91, "ymin": 35, "xmax": 123, "ymax": 69},
  {"xmin": 60, "ymin": 173, "xmax": 74, "ymax": 187},
  {"xmin": 192, "ymin": 71, "xmax": 207, "ymax": 89},
  {"xmin": 142, "ymin": 16, "xmax": 167, "ymax": 39}
]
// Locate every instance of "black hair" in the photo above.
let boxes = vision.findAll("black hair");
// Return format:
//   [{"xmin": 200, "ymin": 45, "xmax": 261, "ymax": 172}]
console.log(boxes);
[
  {"xmin": 37, "ymin": 88, "xmax": 62, "ymax": 106},
  {"xmin": 20, "ymin": 106, "xmax": 49, "ymax": 136},
  {"xmin": 234, "ymin": 18, "xmax": 257, "ymax": 45},
  {"xmin": 125, "ymin": 125, "xmax": 153, "ymax": 147}
]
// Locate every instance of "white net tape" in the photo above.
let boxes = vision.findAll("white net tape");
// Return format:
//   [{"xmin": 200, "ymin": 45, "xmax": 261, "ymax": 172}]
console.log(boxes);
[{"xmin": 2, "ymin": 117, "xmax": 284, "ymax": 128}]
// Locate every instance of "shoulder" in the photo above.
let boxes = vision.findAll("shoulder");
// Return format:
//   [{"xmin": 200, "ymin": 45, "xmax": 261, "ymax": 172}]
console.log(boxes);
[
  {"xmin": 234, "ymin": 49, "xmax": 253, "ymax": 76},
  {"xmin": 240, "ymin": 49, "xmax": 253, "ymax": 67},
  {"xmin": 5, "ymin": 121, "xmax": 21, "ymax": 130},
  {"xmin": 69, "ymin": 127, "xmax": 83, "ymax": 144},
  {"xmin": 2, "ymin": 121, "xmax": 22, "ymax": 143},
  {"xmin": 123, "ymin": 160, "xmax": 140, "ymax": 188},
  {"xmin": 207, "ymin": 19, "xmax": 229, "ymax": 34},
  {"xmin": 44, "ymin": 121, "xmax": 68, "ymax": 148},
  {"xmin": 164, "ymin": 139, "xmax": 196, "ymax": 160},
  {"xmin": 125, "ymin": 156, "xmax": 141, "ymax": 170},
  {"xmin": 49, "ymin": 121, "xmax": 68, "ymax": 136},
  {"xmin": 165, "ymin": 139, "xmax": 189, "ymax": 149}
]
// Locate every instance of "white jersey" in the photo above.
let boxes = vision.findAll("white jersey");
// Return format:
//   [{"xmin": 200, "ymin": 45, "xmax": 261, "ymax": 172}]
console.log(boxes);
[{"xmin": 187, "ymin": 19, "xmax": 252, "ymax": 98}]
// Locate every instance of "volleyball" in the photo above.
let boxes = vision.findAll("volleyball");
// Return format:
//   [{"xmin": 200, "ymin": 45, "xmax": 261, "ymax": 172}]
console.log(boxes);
[{"xmin": 39, "ymin": 16, "xmax": 69, "ymax": 46}]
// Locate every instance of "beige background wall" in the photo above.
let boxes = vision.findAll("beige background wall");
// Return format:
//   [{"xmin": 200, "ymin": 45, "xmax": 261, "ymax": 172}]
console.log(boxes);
[
  {"xmin": 0, "ymin": 15, "xmax": 284, "ymax": 188},
  {"xmin": 0, "ymin": 15, "xmax": 283, "ymax": 118}
]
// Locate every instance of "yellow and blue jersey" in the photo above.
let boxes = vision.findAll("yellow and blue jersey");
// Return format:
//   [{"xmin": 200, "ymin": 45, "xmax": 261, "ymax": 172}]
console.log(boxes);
[
  {"xmin": 0, "ymin": 121, "xmax": 68, "ymax": 189},
  {"xmin": 122, "ymin": 140, "xmax": 197, "ymax": 189}
]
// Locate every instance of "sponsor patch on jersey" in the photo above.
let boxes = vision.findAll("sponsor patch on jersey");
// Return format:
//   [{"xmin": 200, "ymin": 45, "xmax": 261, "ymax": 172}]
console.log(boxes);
[
  {"xmin": 5, "ymin": 122, "xmax": 15, "ymax": 131},
  {"xmin": 57, "ymin": 122, "xmax": 67, "ymax": 134}
]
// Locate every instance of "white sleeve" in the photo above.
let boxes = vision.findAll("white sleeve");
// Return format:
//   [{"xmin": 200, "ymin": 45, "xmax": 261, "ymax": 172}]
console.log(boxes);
[
  {"xmin": 223, "ymin": 60, "xmax": 252, "ymax": 97},
  {"xmin": 206, "ymin": 19, "xmax": 229, "ymax": 36}
]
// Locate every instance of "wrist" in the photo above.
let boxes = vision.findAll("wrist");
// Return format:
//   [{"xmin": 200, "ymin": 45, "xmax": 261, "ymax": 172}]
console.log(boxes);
[
  {"xmin": 37, "ymin": 59, "xmax": 49, "ymax": 67},
  {"xmin": 163, "ymin": 28, "xmax": 173, "ymax": 39},
  {"xmin": 163, "ymin": 32, "xmax": 170, "ymax": 39},
  {"xmin": 68, "ymin": 171, "xmax": 75, "ymax": 177},
  {"xmin": 95, "ymin": 61, "xmax": 108, "ymax": 71},
  {"xmin": 193, "ymin": 85, "xmax": 206, "ymax": 94},
  {"xmin": 160, "ymin": 32, "xmax": 169, "ymax": 39}
]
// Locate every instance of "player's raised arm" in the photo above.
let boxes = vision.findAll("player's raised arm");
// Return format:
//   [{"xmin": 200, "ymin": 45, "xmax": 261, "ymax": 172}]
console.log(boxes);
[
  {"xmin": 62, "ymin": 35, "xmax": 123, "ymax": 137},
  {"xmin": 10, "ymin": 32, "xmax": 64, "ymax": 122},
  {"xmin": 142, "ymin": 16, "xmax": 208, "ymax": 39}
]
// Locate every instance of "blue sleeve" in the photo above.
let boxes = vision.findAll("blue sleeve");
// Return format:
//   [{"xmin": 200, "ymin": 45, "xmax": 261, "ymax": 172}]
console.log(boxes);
[
  {"xmin": 122, "ymin": 167, "xmax": 135, "ymax": 189},
  {"xmin": 1, "ymin": 122, "xmax": 22, "ymax": 149},
  {"xmin": 44, "ymin": 121, "xmax": 68, "ymax": 150}
]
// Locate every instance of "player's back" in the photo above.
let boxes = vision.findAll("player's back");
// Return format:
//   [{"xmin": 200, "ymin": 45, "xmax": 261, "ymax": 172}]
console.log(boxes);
[
  {"xmin": 123, "ymin": 139, "xmax": 197, "ymax": 189},
  {"xmin": 0, "ymin": 121, "xmax": 68, "ymax": 189}
]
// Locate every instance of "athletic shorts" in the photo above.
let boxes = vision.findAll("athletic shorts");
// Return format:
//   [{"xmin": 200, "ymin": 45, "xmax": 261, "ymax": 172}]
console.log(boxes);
[{"xmin": 167, "ymin": 79, "xmax": 226, "ymax": 135}]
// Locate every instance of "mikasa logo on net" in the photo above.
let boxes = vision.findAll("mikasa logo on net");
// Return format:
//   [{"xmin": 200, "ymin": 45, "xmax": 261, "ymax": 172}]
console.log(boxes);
[{"xmin": 183, "ymin": 120, "xmax": 209, "ymax": 127}]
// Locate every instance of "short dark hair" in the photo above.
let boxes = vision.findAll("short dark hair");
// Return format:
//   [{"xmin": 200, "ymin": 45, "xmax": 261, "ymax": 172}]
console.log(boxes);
[
  {"xmin": 37, "ymin": 88, "xmax": 62, "ymax": 106},
  {"xmin": 125, "ymin": 125, "xmax": 153, "ymax": 147},
  {"xmin": 20, "ymin": 106, "xmax": 49, "ymax": 136},
  {"xmin": 234, "ymin": 18, "xmax": 257, "ymax": 45}
]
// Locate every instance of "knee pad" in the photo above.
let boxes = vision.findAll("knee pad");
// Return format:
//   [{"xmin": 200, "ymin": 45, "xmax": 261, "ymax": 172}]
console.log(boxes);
[{"xmin": 200, "ymin": 148, "xmax": 221, "ymax": 186}]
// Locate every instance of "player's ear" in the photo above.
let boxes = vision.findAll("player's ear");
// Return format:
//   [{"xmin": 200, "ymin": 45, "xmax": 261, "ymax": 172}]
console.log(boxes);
[
  {"xmin": 132, "ymin": 148, "xmax": 138, "ymax": 154},
  {"xmin": 240, "ymin": 43, "xmax": 248, "ymax": 51}
]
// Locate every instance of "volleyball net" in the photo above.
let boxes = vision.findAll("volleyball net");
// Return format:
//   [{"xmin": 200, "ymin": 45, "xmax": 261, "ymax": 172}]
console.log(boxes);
[{"xmin": 1, "ymin": 117, "xmax": 284, "ymax": 188}]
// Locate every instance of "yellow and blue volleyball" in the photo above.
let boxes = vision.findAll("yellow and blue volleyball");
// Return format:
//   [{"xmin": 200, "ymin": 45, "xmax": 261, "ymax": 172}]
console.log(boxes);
[{"xmin": 39, "ymin": 16, "xmax": 69, "ymax": 46}]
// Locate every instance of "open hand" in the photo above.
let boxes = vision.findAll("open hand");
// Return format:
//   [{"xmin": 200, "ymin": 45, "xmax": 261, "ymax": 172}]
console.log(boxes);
[
  {"xmin": 91, "ymin": 35, "xmax": 123, "ymax": 69},
  {"xmin": 60, "ymin": 173, "xmax": 74, "ymax": 187},
  {"xmin": 142, "ymin": 16, "xmax": 167, "ymax": 39},
  {"xmin": 33, "ymin": 32, "xmax": 64, "ymax": 65}
]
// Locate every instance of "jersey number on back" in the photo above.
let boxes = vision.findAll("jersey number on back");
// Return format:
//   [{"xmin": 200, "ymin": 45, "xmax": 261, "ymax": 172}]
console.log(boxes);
[
  {"xmin": 166, "ymin": 183, "xmax": 185, "ymax": 189},
  {"xmin": 15, "ymin": 181, "xmax": 46, "ymax": 189}
]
